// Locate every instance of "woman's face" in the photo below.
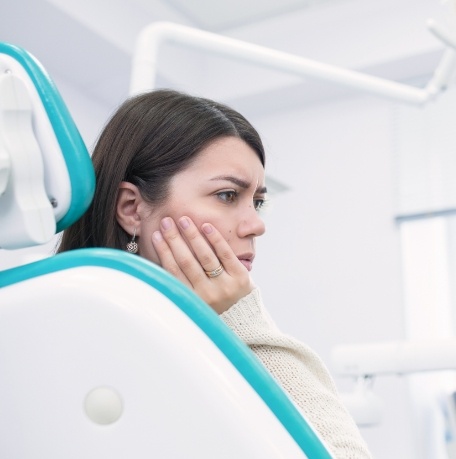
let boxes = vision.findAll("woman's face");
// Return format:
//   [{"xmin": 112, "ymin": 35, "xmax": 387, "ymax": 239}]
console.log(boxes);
[{"xmin": 138, "ymin": 136, "xmax": 267, "ymax": 271}]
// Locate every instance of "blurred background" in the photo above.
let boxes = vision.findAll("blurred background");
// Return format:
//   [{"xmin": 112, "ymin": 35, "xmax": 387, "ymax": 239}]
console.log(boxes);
[{"xmin": 2, "ymin": 0, "xmax": 456, "ymax": 457}]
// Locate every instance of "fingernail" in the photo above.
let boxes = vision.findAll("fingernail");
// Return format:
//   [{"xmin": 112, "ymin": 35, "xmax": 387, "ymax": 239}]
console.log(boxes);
[
  {"xmin": 202, "ymin": 223, "xmax": 213, "ymax": 234},
  {"xmin": 153, "ymin": 231, "xmax": 163, "ymax": 241},
  {"xmin": 161, "ymin": 217, "xmax": 172, "ymax": 230},
  {"xmin": 179, "ymin": 217, "xmax": 189, "ymax": 230}
]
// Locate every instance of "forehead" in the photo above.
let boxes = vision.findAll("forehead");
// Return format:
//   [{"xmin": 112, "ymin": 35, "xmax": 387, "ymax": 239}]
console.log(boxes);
[{"xmin": 188, "ymin": 137, "xmax": 265, "ymax": 180}]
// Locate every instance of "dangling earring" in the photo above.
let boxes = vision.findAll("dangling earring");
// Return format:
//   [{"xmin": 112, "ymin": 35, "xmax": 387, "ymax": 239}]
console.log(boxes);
[{"xmin": 126, "ymin": 228, "xmax": 138, "ymax": 254}]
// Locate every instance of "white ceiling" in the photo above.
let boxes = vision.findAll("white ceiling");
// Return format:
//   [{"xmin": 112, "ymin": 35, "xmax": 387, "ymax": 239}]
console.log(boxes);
[
  {"xmin": 0, "ymin": 0, "xmax": 454, "ymax": 118},
  {"xmin": 161, "ymin": 0, "xmax": 349, "ymax": 30}
]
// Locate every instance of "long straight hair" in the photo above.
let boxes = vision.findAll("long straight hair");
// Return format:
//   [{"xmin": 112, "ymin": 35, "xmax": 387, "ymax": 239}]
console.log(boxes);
[{"xmin": 57, "ymin": 89, "xmax": 265, "ymax": 253}]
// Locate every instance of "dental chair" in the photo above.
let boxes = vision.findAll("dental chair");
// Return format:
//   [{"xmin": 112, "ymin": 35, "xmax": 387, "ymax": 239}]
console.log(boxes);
[{"xmin": 0, "ymin": 43, "xmax": 333, "ymax": 458}]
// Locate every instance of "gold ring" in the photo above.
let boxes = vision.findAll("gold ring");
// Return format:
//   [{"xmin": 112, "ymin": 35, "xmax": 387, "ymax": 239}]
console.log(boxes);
[{"xmin": 205, "ymin": 264, "xmax": 224, "ymax": 278}]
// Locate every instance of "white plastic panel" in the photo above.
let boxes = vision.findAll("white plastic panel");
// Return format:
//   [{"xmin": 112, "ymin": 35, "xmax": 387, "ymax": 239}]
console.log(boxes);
[
  {"xmin": 0, "ymin": 53, "xmax": 71, "ymax": 223},
  {"xmin": 0, "ymin": 267, "xmax": 308, "ymax": 459},
  {"xmin": 0, "ymin": 73, "xmax": 55, "ymax": 248}
]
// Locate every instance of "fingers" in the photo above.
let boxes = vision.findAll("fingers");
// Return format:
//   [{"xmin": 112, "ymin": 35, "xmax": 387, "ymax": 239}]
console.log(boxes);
[
  {"xmin": 153, "ymin": 217, "xmax": 218, "ymax": 284},
  {"xmin": 152, "ymin": 217, "xmax": 204, "ymax": 285},
  {"xmin": 151, "ymin": 216, "xmax": 253, "ymax": 314},
  {"xmin": 200, "ymin": 223, "xmax": 246, "ymax": 276},
  {"xmin": 175, "ymin": 216, "xmax": 246, "ymax": 279},
  {"xmin": 151, "ymin": 227, "xmax": 192, "ymax": 287},
  {"xmin": 154, "ymin": 216, "xmax": 246, "ymax": 276},
  {"xmin": 177, "ymin": 217, "xmax": 221, "ymax": 275}
]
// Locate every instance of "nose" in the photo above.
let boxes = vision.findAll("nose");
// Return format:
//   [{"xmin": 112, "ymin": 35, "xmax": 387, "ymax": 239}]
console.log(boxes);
[{"xmin": 237, "ymin": 205, "xmax": 266, "ymax": 238}]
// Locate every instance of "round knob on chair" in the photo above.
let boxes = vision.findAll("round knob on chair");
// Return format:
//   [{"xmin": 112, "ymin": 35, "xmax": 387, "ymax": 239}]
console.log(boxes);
[{"xmin": 84, "ymin": 386, "xmax": 123, "ymax": 425}]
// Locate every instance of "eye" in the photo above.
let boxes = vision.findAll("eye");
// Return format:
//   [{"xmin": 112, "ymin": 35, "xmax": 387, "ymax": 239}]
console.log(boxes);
[
  {"xmin": 216, "ymin": 190, "xmax": 238, "ymax": 203},
  {"xmin": 253, "ymin": 198, "xmax": 268, "ymax": 212}
]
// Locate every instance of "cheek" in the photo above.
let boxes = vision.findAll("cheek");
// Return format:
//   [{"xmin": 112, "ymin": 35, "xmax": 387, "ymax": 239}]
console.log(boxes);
[
  {"xmin": 212, "ymin": 220, "xmax": 235, "ymax": 245},
  {"xmin": 138, "ymin": 238, "xmax": 160, "ymax": 265},
  {"xmin": 138, "ymin": 224, "xmax": 160, "ymax": 264},
  {"xmin": 185, "ymin": 212, "xmax": 234, "ymax": 243},
  {"xmin": 136, "ymin": 214, "xmax": 163, "ymax": 265}
]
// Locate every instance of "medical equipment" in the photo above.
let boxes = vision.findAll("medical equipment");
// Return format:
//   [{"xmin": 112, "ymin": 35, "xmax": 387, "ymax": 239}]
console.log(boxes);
[
  {"xmin": 0, "ymin": 43, "xmax": 333, "ymax": 458},
  {"xmin": 329, "ymin": 338, "xmax": 456, "ymax": 429},
  {"xmin": 333, "ymin": 339, "xmax": 456, "ymax": 377},
  {"xmin": 130, "ymin": 20, "xmax": 456, "ymax": 105},
  {"xmin": 0, "ymin": 43, "xmax": 95, "ymax": 249}
]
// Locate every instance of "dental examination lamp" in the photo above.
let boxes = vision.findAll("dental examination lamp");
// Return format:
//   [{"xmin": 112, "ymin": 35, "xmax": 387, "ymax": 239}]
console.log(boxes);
[
  {"xmin": 130, "ymin": 20, "xmax": 456, "ymax": 105},
  {"xmin": 0, "ymin": 44, "xmax": 333, "ymax": 458}
]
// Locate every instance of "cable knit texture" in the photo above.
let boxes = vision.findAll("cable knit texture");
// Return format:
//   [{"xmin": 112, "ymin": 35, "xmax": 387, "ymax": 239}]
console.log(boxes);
[{"xmin": 220, "ymin": 288, "xmax": 372, "ymax": 459}]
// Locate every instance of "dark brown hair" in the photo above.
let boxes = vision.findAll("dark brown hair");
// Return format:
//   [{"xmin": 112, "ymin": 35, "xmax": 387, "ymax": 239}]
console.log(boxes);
[{"xmin": 57, "ymin": 89, "xmax": 265, "ymax": 252}]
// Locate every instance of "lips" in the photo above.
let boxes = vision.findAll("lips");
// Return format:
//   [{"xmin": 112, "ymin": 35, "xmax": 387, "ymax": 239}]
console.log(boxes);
[{"xmin": 237, "ymin": 254, "xmax": 254, "ymax": 272}]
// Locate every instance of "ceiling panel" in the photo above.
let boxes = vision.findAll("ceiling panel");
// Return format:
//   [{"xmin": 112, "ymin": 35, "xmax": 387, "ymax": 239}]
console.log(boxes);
[
  {"xmin": 165, "ymin": 0, "xmax": 349, "ymax": 31},
  {"xmin": 1, "ymin": 0, "xmax": 449, "ymax": 118}
]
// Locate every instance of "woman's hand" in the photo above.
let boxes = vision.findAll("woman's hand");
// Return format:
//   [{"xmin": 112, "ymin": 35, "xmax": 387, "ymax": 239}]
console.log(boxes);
[{"xmin": 151, "ymin": 216, "xmax": 254, "ymax": 314}]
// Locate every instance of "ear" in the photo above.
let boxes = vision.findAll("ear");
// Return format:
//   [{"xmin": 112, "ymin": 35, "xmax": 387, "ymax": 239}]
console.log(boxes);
[{"xmin": 116, "ymin": 181, "xmax": 143, "ymax": 236}]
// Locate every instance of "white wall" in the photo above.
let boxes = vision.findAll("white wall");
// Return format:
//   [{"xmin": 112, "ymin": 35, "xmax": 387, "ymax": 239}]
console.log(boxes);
[{"xmin": 249, "ymin": 94, "xmax": 416, "ymax": 458}]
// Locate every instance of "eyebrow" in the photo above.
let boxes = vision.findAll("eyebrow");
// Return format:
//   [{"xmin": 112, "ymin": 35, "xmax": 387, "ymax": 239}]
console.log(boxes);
[{"xmin": 210, "ymin": 175, "xmax": 267, "ymax": 194}]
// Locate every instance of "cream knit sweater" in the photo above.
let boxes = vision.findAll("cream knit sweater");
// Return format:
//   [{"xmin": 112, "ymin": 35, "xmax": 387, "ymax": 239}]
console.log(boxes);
[{"xmin": 220, "ymin": 288, "xmax": 372, "ymax": 459}]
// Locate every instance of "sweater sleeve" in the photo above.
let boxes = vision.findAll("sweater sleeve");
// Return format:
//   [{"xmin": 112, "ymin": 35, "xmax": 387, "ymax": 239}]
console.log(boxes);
[{"xmin": 220, "ymin": 288, "xmax": 372, "ymax": 459}]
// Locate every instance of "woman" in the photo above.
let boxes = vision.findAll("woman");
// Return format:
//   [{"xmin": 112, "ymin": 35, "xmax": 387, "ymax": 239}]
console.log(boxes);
[{"xmin": 58, "ymin": 89, "xmax": 372, "ymax": 458}]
